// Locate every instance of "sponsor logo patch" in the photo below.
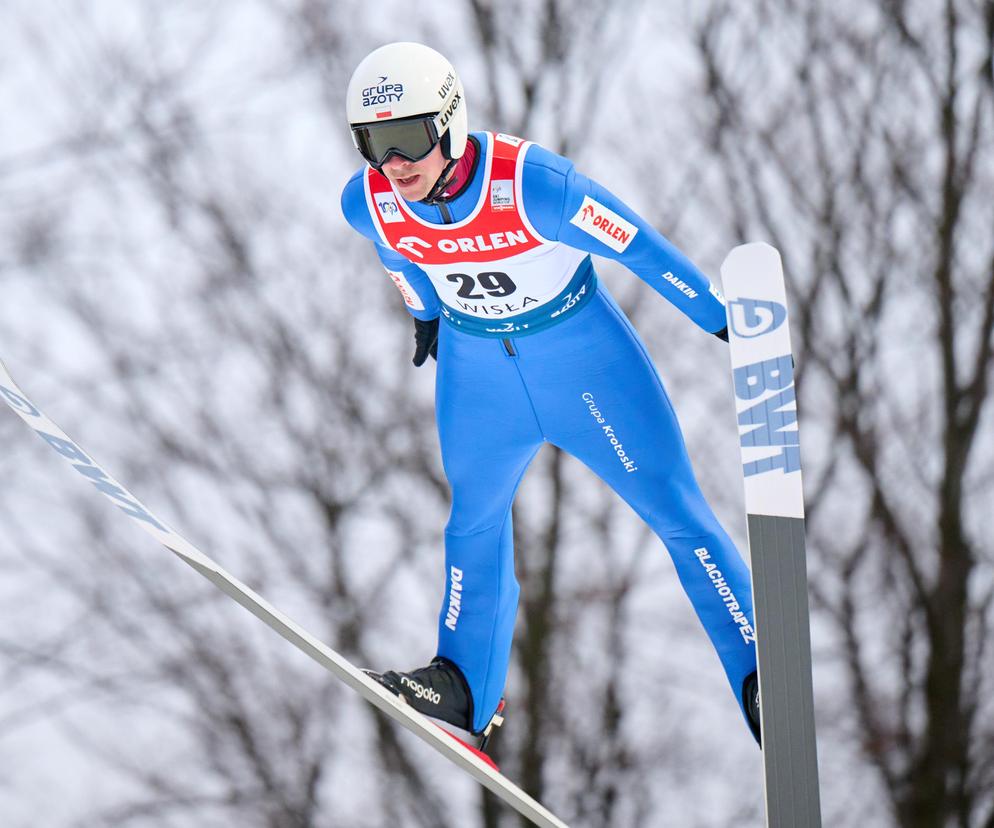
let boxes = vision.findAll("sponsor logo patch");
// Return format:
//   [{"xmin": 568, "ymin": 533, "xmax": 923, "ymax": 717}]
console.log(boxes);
[
  {"xmin": 444, "ymin": 566, "xmax": 463, "ymax": 631},
  {"xmin": 729, "ymin": 297, "xmax": 787, "ymax": 338},
  {"xmin": 581, "ymin": 392, "xmax": 638, "ymax": 473},
  {"xmin": 485, "ymin": 321, "xmax": 530, "ymax": 334},
  {"xmin": 362, "ymin": 76, "xmax": 404, "ymax": 107},
  {"xmin": 0, "ymin": 384, "xmax": 168, "ymax": 531},
  {"xmin": 695, "ymin": 547, "xmax": 756, "ymax": 644},
  {"xmin": 392, "ymin": 232, "xmax": 532, "ymax": 260},
  {"xmin": 437, "ymin": 71, "xmax": 456, "ymax": 100},
  {"xmin": 733, "ymin": 355, "xmax": 799, "ymax": 476},
  {"xmin": 375, "ymin": 193, "xmax": 404, "ymax": 224},
  {"xmin": 569, "ymin": 196, "xmax": 638, "ymax": 253},
  {"xmin": 385, "ymin": 269, "xmax": 425, "ymax": 310},
  {"xmin": 495, "ymin": 133, "xmax": 524, "ymax": 147},
  {"xmin": 396, "ymin": 235, "xmax": 431, "ymax": 258},
  {"xmin": 490, "ymin": 179, "xmax": 514, "ymax": 212},
  {"xmin": 400, "ymin": 676, "xmax": 442, "ymax": 706},
  {"xmin": 661, "ymin": 271, "xmax": 698, "ymax": 299},
  {"xmin": 550, "ymin": 285, "xmax": 586, "ymax": 319},
  {"xmin": 438, "ymin": 91, "xmax": 461, "ymax": 128}
]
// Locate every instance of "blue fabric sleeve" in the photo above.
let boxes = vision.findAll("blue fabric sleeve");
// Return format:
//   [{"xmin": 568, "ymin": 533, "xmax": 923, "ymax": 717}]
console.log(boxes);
[
  {"xmin": 520, "ymin": 145, "xmax": 727, "ymax": 335},
  {"xmin": 340, "ymin": 170, "xmax": 441, "ymax": 320}
]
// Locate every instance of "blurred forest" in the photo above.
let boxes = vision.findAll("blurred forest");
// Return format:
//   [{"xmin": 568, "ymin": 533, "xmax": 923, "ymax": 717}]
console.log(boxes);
[{"xmin": 0, "ymin": 2, "xmax": 991, "ymax": 827}]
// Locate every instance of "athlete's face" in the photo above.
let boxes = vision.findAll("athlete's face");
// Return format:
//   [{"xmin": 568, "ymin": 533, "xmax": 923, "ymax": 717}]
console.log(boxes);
[{"xmin": 380, "ymin": 143, "xmax": 447, "ymax": 201}]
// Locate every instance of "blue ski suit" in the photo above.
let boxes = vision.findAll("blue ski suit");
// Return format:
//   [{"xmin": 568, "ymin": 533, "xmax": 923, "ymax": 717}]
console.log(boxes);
[{"xmin": 341, "ymin": 132, "xmax": 757, "ymax": 734}]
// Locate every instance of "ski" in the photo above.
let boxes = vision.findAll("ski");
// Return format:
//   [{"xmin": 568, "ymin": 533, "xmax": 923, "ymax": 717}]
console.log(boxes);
[
  {"xmin": 0, "ymin": 357, "xmax": 569, "ymax": 828},
  {"xmin": 720, "ymin": 243, "xmax": 822, "ymax": 828}
]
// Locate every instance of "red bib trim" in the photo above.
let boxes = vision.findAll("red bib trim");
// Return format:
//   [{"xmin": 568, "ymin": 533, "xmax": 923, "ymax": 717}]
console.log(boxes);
[{"xmin": 364, "ymin": 133, "xmax": 544, "ymax": 265}]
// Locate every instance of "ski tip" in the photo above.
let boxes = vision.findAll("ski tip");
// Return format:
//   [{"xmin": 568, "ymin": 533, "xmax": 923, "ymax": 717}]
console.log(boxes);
[{"xmin": 721, "ymin": 241, "xmax": 782, "ymax": 271}]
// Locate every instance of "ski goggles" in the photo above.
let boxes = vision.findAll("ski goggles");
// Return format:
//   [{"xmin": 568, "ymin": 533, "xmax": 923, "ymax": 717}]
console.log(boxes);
[{"xmin": 351, "ymin": 113, "xmax": 442, "ymax": 168}]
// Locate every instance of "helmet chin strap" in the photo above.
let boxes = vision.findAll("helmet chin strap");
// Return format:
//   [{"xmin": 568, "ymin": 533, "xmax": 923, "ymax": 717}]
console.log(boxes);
[{"xmin": 420, "ymin": 157, "xmax": 459, "ymax": 205}]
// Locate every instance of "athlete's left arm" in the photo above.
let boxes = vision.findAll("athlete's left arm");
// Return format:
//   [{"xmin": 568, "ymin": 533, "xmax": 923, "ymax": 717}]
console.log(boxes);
[{"xmin": 521, "ymin": 145, "xmax": 727, "ymax": 336}]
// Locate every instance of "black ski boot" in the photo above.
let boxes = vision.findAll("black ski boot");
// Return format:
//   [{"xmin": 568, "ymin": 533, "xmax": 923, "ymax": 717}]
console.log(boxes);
[
  {"xmin": 366, "ymin": 656, "xmax": 505, "ymax": 745},
  {"xmin": 743, "ymin": 671, "xmax": 761, "ymax": 745}
]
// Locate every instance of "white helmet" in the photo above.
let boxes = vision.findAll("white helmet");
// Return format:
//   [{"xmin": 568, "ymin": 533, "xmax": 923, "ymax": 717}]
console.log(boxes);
[{"xmin": 346, "ymin": 42, "xmax": 467, "ymax": 168}]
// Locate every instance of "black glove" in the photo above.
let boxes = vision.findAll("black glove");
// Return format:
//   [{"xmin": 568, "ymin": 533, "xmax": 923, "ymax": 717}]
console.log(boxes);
[
  {"xmin": 413, "ymin": 316, "xmax": 439, "ymax": 366},
  {"xmin": 713, "ymin": 326, "xmax": 729, "ymax": 342}
]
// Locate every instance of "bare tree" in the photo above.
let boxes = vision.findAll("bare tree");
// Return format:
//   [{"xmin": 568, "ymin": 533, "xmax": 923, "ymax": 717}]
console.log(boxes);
[
  {"xmin": 1, "ymin": 2, "xmax": 764, "ymax": 827},
  {"xmin": 691, "ymin": 1, "xmax": 994, "ymax": 825},
  {"xmin": 1, "ymin": 2, "xmax": 454, "ymax": 826}
]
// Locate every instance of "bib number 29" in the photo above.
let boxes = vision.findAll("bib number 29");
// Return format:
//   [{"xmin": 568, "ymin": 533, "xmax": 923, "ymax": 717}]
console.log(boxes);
[{"xmin": 446, "ymin": 271, "xmax": 516, "ymax": 299}]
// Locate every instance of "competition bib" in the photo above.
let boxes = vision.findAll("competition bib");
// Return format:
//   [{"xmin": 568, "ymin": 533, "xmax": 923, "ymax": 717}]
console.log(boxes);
[{"xmin": 364, "ymin": 133, "xmax": 588, "ymax": 335}]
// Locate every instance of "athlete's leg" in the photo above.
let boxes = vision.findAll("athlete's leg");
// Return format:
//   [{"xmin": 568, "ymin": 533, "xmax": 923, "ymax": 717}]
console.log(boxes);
[
  {"xmin": 434, "ymin": 325, "xmax": 544, "ymax": 733},
  {"xmin": 517, "ymin": 287, "xmax": 757, "ymax": 723}
]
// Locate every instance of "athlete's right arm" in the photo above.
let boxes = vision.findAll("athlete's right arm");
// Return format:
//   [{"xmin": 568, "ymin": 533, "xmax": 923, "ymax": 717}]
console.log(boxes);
[{"xmin": 340, "ymin": 171, "xmax": 441, "ymax": 320}]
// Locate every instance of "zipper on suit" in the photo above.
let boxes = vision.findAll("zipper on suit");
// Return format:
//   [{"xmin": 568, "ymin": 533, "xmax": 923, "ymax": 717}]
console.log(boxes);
[{"xmin": 502, "ymin": 339, "xmax": 517, "ymax": 357}]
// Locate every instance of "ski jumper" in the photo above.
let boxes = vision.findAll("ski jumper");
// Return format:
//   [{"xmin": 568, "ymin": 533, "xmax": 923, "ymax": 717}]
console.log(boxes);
[{"xmin": 341, "ymin": 132, "xmax": 757, "ymax": 734}]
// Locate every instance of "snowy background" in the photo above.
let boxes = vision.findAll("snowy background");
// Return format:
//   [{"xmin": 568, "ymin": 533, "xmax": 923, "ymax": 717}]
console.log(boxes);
[{"xmin": 1, "ymin": 2, "xmax": 992, "ymax": 826}]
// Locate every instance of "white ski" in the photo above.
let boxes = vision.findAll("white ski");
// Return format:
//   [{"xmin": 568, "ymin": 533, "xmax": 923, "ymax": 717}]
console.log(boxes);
[
  {"xmin": 0, "ymin": 357, "xmax": 569, "ymax": 828},
  {"xmin": 720, "ymin": 243, "xmax": 822, "ymax": 828}
]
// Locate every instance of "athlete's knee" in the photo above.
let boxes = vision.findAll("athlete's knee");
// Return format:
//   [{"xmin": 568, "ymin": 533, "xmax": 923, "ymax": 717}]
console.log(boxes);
[
  {"xmin": 498, "ymin": 576, "xmax": 520, "ymax": 607},
  {"xmin": 651, "ymin": 484, "xmax": 726, "ymax": 538},
  {"xmin": 445, "ymin": 516, "xmax": 505, "ymax": 539},
  {"xmin": 446, "ymin": 493, "xmax": 514, "ymax": 537}
]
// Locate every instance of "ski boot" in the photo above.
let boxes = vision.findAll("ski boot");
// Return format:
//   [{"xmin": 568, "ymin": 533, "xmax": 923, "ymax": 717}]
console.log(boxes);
[
  {"xmin": 743, "ymin": 670, "xmax": 761, "ymax": 745},
  {"xmin": 365, "ymin": 656, "xmax": 505, "ymax": 750}
]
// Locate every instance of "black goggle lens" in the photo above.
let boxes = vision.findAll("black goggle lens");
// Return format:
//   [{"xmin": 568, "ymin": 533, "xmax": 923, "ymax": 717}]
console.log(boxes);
[{"xmin": 353, "ymin": 117, "xmax": 439, "ymax": 167}]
